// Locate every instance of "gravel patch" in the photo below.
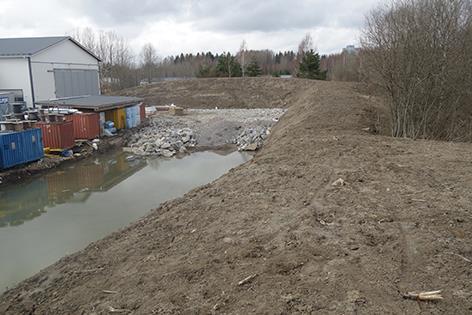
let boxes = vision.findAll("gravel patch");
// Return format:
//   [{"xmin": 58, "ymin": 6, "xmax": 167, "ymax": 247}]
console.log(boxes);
[{"xmin": 124, "ymin": 108, "xmax": 286, "ymax": 156}]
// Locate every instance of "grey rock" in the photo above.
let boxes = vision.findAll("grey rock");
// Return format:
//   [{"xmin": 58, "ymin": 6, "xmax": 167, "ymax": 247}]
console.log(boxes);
[
  {"xmin": 161, "ymin": 142, "xmax": 171, "ymax": 149},
  {"xmin": 243, "ymin": 143, "xmax": 259, "ymax": 151},
  {"xmin": 173, "ymin": 141, "xmax": 184, "ymax": 150},
  {"xmin": 162, "ymin": 150, "xmax": 175, "ymax": 158},
  {"xmin": 155, "ymin": 139, "xmax": 164, "ymax": 147}
]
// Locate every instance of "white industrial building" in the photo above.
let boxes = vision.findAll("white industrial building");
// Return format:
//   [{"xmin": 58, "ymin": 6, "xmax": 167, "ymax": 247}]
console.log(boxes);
[{"xmin": 0, "ymin": 36, "xmax": 101, "ymax": 108}]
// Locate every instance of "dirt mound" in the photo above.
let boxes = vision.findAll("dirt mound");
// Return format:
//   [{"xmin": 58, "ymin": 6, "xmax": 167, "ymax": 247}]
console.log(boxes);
[
  {"xmin": 1, "ymin": 79, "xmax": 471, "ymax": 314},
  {"xmin": 118, "ymin": 77, "xmax": 309, "ymax": 109}
]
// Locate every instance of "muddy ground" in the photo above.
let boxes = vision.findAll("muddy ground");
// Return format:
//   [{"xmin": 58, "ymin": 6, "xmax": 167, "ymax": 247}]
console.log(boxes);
[{"xmin": 1, "ymin": 78, "xmax": 471, "ymax": 314}]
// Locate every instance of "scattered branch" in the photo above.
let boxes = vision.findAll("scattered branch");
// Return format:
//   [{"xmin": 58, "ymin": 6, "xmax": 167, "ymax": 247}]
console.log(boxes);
[
  {"xmin": 238, "ymin": 274, "xmax": 258, "ymax": 286},
  {"xmin": 102, "ymin": 290, "xmax": 119, "ymax": 294},
  {"xmin": 403, "ymin": 290, "xmax": 443, "ymax": 301},
  {"xmin": 108, "ymin": 306, "xmax": 130, "ymax": 313}
]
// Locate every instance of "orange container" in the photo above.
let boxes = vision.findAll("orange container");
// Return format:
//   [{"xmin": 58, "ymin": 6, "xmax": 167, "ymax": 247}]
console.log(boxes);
[
  {"xmin": 36, "ymin": 121, "xmax": 74, "ymax": 149},
  {"xmin": 140, "ymin": 103, "xmax": 146, "ymax": 122},
  {"xmin": 105, "ymin": 108, "xmax": 126, "ymax": 129},
  {"xmin": 66, "ymin": 113, "xmax": 100, "ymax": 140}
]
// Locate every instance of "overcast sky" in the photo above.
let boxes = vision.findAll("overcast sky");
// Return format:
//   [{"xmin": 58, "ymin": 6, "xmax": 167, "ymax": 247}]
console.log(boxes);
[{"xmin": 0, "ymin": 0, "xmax": 380, "ymax": 57}]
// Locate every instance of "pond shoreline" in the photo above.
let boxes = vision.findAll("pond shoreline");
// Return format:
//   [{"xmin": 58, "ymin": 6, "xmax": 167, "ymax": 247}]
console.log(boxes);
[{"xmin": 0, "ymin": 149, "xmax": 251, "ymax": 293}]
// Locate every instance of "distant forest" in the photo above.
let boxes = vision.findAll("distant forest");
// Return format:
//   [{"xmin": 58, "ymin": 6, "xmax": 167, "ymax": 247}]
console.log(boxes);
[
  {"xmin": 72, "ymin": 28, "xmax": 361, "ymax": 92},
  {"xmin": 158, "ymin": 50, "xmax": 297, "ymax": 79},
  {"xmin": 158, "ymin": 47, "xmax": 360, "ymax": 82}
]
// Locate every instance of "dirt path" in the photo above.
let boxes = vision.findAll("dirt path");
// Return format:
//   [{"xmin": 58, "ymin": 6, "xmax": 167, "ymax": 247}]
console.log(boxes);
[{"xmin": 1, "ymin": 79, "xmax": 471, "ymax": 314}]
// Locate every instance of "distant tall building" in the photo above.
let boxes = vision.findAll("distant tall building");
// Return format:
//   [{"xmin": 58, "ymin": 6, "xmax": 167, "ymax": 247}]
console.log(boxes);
[{"xmin": 342, "ymin": 45, "xmax": 359, "ymax": 54}]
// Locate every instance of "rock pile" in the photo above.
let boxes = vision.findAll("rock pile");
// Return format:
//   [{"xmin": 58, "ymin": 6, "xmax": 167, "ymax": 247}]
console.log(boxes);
[
  {"xmin": 124, "ymin": 108, "xmax": 286, "ymax": 157},
  {"xmin": 126, "ymin": 127, "xmax": 196, "ymax": 157},
  {"xmin": 234, "ymin": 126, "xmax": 271, "ymax": 151}
]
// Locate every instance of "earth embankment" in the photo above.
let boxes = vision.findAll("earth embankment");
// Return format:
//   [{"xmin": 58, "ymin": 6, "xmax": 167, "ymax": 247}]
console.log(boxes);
[{"xmin": 1, "ymin": 79, "xmax": 471, "ymax": 314}]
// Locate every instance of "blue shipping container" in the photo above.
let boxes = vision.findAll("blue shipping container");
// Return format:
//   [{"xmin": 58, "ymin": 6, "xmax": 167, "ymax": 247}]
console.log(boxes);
[
  {"xmin": 125, "ymin": 106, "xmax": 133, "ymax": 129},
  {"xmin": 0, "ymin": 132, "xmax": 23, "ymax": 170},
  {"xmin": 0, "ymin": 128, "xmax": 44, "ymax": 170},
  {"xmin": 133, "ymin": 105, "xmax": 141, "ymax": 126},
  {"xmin": 21, "ymin": 129, "xmax": 44, "ymax": 163},
  {"xmin": 125, "ymin": 105, "xmax": 141, "ymax": 129}
]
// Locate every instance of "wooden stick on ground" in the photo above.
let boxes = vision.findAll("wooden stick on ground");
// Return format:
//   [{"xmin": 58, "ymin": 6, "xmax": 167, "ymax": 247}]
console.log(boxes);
[
  {"xmin": 107, "ymin": 305, "xmax": 130, "ymax": 313},
  {"xmin": 238, "ymin": 274, "xmax": 258, "ymax": 286},
  {"xmin": 403, "ymin": 290, "xmax": 443, "ymax": 301}
]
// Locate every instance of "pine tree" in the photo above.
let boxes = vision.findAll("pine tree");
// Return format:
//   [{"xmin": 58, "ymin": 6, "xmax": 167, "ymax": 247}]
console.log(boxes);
[
  {"xmin": 297, "ymin": 49, "xmax": 326, "ymax": 80},
  {"xmin": 216, "ymin": 53, "xmax": 242, "ymax": 77},
  {"xmin": 246, "ymin": 59, "xmax": 262, "ymax": 77}
]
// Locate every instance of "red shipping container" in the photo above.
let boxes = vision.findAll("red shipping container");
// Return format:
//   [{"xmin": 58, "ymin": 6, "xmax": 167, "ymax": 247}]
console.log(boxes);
[
  {"xmin": 66, "ymin": 113, "xmax": 100, "ymax": 140},
  {"xmin": 140, "ymin": 103, "xmax": 146, "ymax": 122},
  {"xmin": 36, "ymin": 121, "xmax": 74, "ymax": 149}
]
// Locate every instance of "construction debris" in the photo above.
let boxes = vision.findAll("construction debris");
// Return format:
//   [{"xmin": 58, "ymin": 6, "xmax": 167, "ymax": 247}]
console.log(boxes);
[
  {"xmin": 125, "ymin": 125, "xmax": 196, "ymax": 157},
  {"xmin": 124, "ymin": 108, "xmax": 286, "ymax": 156},
  {"xmin": 168, "ymin": 105, "xmax": 184, "ymax": 116},
  {"xmin": 234, "ymin": 126, "xmax": 271, "ymax": 151}
]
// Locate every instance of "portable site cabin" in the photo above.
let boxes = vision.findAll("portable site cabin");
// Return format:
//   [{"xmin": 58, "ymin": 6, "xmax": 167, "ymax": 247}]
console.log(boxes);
[{"xmin": 0, "ymin": 36, "xmax": 101, "ymax": 109}]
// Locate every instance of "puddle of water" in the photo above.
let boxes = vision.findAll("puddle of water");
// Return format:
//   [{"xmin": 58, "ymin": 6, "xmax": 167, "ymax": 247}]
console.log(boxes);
[{"xmin": 0, "ymin": 150, "xmax": 251, "ymax": 292}]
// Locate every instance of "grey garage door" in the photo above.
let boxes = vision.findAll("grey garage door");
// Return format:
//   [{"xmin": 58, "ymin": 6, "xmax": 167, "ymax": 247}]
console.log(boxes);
[{"xmin": 54, "ymin": 69, "xmax": 99, "ymax": 98}]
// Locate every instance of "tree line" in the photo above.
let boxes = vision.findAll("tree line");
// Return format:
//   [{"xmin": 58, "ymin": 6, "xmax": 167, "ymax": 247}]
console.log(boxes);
[
  {"xmin": 149, "ymin": 46, "xmax": 324, "ymax": 79},
  {"xmin": 72, "ymin": 29, "xmax": 334, "ymax": 91}
]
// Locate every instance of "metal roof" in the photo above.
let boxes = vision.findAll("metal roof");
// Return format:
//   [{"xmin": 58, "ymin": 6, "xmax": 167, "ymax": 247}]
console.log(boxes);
[
  {"xmin": 0, "ymin": 36, "xmax": 100, "ymax": 61},
  {"xmin": 36, "ymin": 95, "xmax": 144, "ymax": 112}
]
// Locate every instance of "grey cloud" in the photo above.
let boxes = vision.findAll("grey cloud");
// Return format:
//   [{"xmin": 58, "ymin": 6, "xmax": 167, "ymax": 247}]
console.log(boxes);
[
  {"xmin": 189, "ymin": 1, "xmax": 331, "ymax": 32},
  {"xmin": 64, "ymin": 0, "xmax": 189, "ymax": 25},
  {"xmin": 0, "ymin": 0, "xmax": 380, "ymax": 56},
  {"xmin": 188, "ymin": 0, "xmax": 381, "ymax": 32},
  {"xmin": 64, "ymin": 0, "xmax": 379, "ymax": 32}
]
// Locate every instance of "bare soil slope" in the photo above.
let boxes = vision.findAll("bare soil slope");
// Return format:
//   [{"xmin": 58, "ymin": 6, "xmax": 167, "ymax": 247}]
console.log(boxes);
[
  {"xmin": 1, "ymin": 79, "xmax": 471, "ymax": 314},
  {"xmin": 119, "ymin": 77, "xmax": 307, "ymax": 108}
]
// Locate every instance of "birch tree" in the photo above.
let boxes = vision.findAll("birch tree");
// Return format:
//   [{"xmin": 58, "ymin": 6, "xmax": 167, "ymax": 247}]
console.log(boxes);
[
  {"xmin": 140, "ymin": 43, "xmax": 158, "ymax": 84},
  {"xmin": 239, "ymin": 40, "xmax": 248, "ymax": 77}
]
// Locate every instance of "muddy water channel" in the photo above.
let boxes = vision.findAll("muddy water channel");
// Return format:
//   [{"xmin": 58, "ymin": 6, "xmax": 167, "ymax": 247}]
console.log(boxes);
[{"xmin": 0, "ymin": 150, "xmax": 251, "ymax": 292}]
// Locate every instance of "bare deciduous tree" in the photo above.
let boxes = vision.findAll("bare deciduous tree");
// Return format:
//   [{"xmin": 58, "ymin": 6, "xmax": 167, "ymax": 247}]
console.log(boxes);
[
  {"xmin": 71, "ymin": 27, "xmax": 96, "ymax": 52},
  {"xmin": 239, "ymin": 40, "xmax": 248, "ymax": 77},
  {"xmin": 362, "ymin": 0, "xmax": 472, "ymax": 140},
  {"xmin": 298, "ymin": 33, "xmax": 313, "ymax": 59},
  {"xmin": 140, "ymin": 43, "xmax": 159, "ymax": 84},
  {"xmin": 295, "ymin": 33, "xmax": 315, "ymax": 76},
  {"xmin": 72, "ymin": 28, "xmax": 136, "ymax": 91}
]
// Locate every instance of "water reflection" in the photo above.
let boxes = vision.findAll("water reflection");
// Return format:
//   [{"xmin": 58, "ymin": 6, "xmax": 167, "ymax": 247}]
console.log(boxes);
[
  {"xmin": 0, "ymin": 150, "xmax": 251, "ymax": 292},
  {"xmin": 0, "ymin": 180, "xmax": 48, "ymax": 227},
  {"xmin": 0, "ymin": 152, "xmax": 147, "ymax": 227}
]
